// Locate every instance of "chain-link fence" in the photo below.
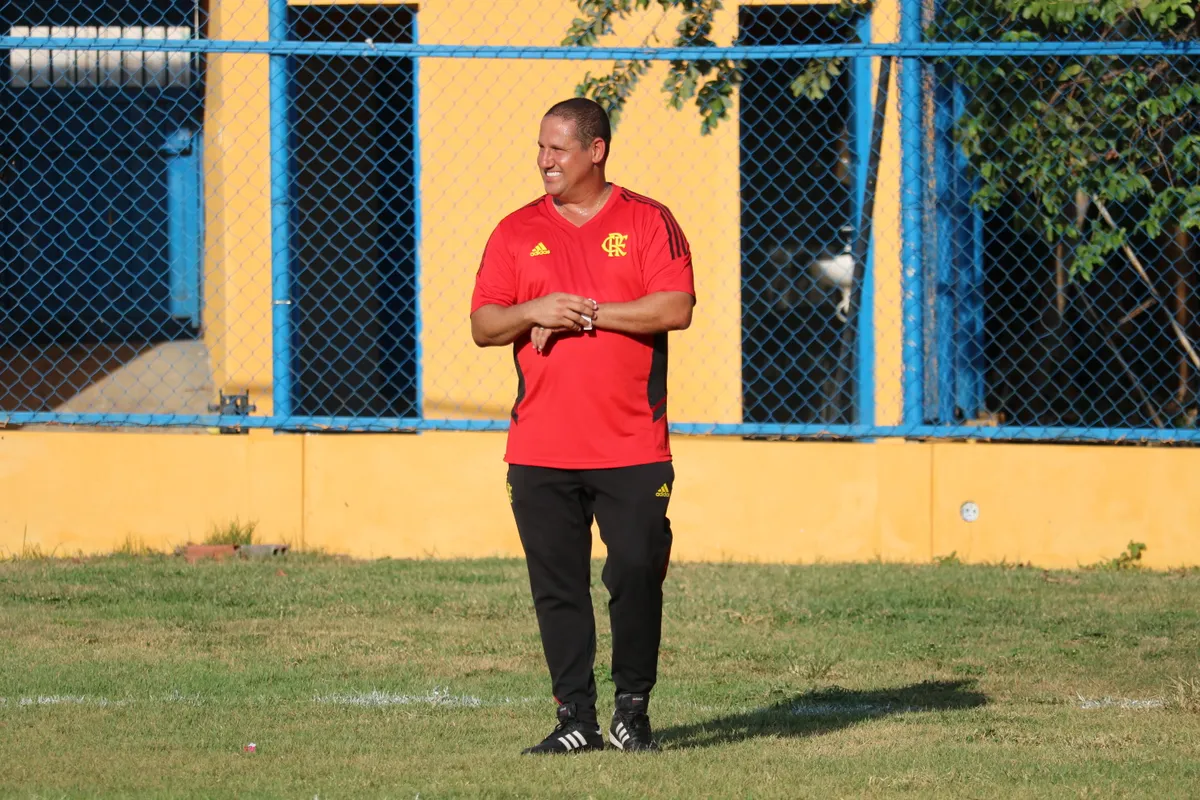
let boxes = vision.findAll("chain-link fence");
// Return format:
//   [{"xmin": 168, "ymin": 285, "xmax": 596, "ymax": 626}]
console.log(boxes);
[{"xmin": 1, "ymin": 0, "xmax": 1197, "ymax": 442}]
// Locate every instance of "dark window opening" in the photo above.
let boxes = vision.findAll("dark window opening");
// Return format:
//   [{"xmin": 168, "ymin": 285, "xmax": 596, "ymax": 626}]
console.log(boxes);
[
  {"xmin": 739, "ymin": 5, "xmax": 859, "ymax": 426},
  {"xmin": 288, "ymin": 4, "xmax": 418, "ymax": 419}
]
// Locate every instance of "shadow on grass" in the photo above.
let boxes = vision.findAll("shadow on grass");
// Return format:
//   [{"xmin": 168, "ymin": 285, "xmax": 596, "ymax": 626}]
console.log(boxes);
[{"xmin": 659, "ymin": 680, "xmax": 987, "ymax": 750}]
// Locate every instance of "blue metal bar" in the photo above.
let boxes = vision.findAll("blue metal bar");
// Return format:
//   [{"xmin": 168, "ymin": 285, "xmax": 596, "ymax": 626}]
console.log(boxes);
[
  {"xmin": 183, "ymin": 139, "xmax": 201, "ymax": 327},
  {"xmin": 953, "ymin": 82, "xmax": 986, "ymax": 418},
  {"xmin": 164, "ymin": 128, "xmax": 201, "ymax": 326},
  {"xmin": 932, "ymin": 67, "xmax": 957, "ymax": 423},
  {"xmin": 5, "ymin": 412, "xmax": 1200, "ymax": 442},
  {"xmin": 852, "ymin": 14, "xmax": 875, "ymax": 428},
  {"xmin": 4, "ymin": 38, "xmax": 1198, "ymax": 58},
  {"xmin": 412, "ymin": 15, "xmax": 425, "ymax": 421},
  {"xmin": 0, "ymin": 413, "xmax": 494, "ymax": 431},
  {"xmin": 269, "ymin": 0, "xmax": 293, "ymax": 419},
  {"xmin": 899, "ymin": 0, "xmax": 925, "ymax": 426},
  {"xmin": 671, "ymin": 424, "xmax": 1200, "ymax": 442}
]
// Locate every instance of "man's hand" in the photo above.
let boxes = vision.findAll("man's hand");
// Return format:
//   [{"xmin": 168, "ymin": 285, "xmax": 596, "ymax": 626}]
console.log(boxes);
[
  {"xmin": 527, "ymin": 293, "xmax": 597, "ymax": 354},
  {"xmin": 471, "ymin": 294, "xmax": 598, "ymax": 348},
  {"xmin": 526, "ymin": 293, "xmax": 597, "ymax": 331}
]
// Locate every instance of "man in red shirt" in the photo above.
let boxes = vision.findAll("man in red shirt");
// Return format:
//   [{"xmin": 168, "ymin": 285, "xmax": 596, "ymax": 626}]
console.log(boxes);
[{"xmin": 471, "ymin": 97, "xmax": 695, "ymax": 754}]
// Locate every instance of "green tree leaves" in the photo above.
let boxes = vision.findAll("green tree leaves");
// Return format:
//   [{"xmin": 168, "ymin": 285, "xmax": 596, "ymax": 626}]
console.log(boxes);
[{"xmin": 562, "ymin": 0, "xmax": 1199, "ymax": 279}]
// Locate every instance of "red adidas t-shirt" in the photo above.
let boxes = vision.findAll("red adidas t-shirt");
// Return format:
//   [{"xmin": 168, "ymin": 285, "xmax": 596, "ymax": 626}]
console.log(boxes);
[{"xmin": 471, "ymin": 185, "xmax": 695, "ymax": 469}]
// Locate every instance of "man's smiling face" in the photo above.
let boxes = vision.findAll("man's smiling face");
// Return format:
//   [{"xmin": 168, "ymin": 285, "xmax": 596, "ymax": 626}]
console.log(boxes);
[{"xmin": 537, "ymin": 114, "xmax": 603, "ymax": 199}]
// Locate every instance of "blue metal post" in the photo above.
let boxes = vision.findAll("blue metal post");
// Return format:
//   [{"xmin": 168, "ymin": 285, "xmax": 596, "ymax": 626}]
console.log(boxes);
[
  {"xmin": 165, "ymin": 127, "xmax": 200, "ymax": 327},
  {"xmin": 899, "ymin": 0, "xmax": 926, "ymax": 427},
  {"xmin": 953, "ymin": 81, "xmax": 985, "ymax": 419},
  {"xmin": 852, "ymin": 13, "xmax": 875, "ymax": 427},
  {"xmin": 9, "ymin": 411, "xmax": 1200, "ymax": 443},
  {"xmin": 932, "ymin": 67, "xmax": 956, "ymax": 422},
  {"xmin": 269, "ymin": 0, "xmax": 292, "ymax": 421},
  {"xmin": 412, "ymin": 14, "xmax": 424, "ymax": 420}
]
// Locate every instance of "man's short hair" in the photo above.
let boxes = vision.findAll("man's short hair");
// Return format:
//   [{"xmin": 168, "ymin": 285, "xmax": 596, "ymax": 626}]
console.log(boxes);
[{"xmin": 544, "ymin": 97, "xmax": 612, "ymax": 152}]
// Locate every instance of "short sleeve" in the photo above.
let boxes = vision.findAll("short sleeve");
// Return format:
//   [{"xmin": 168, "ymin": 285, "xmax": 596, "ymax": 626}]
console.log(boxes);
[
  {"xmin": 471, "ymin": 224, "xmax": 517, "ymax": 314},
  {"xmin": 640, "ymin": 205, "xmax": 695, "ymax": 298}
]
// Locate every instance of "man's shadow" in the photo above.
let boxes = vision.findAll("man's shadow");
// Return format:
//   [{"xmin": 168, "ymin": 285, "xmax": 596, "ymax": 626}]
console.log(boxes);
[{"xmin": 658, "ymin": 680, "xmax": 987, "ymax": 750}]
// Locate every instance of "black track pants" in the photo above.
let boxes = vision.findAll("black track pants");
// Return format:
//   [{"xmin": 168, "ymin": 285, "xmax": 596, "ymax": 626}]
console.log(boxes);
[{"xmin": 507, "ymin": 462, "xmax": 674, "ymax": 723}]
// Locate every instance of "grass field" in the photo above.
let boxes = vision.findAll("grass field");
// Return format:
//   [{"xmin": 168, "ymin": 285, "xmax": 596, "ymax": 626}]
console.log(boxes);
[{"xmin": 2, "ymin": 552, "xmax": 1200, "ymax": 798}]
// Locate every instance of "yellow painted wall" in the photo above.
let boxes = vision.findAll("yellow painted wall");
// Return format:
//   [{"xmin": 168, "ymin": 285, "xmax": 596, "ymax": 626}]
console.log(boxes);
[
  {"xmin": 0, "ymin": 431, "xmax": 302, "ymax": 555},
  {"xmin": 931, "ymin": 444, "xmax": 1200, "ymax": 568},
  {"xmin": 866, "ymin": 1, "xmax": 905, "ymax": 424},
  {"xmin": 203, "ymin": 1, "xmax": 275, "ymax": 413},
  {"xmin": 3, "ymin": 431, "xmax": 1198, "ymax": 570}
]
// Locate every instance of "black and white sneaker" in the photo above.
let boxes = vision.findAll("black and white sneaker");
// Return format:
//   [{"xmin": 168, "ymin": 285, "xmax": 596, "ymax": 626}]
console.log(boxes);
[
  {"xmin": 609, "ymin": 692, "xmax": 659, "ymax": 751},
  {"xmin": 520, "ymin": 702, "xmax": 605, "ymax": 755}
]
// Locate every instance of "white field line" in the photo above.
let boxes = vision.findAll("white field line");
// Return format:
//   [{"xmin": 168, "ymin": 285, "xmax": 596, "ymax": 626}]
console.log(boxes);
[
  {"xmin": 786, "ymin": 696, "xmax": 1167, "ymax": 716},
  {"xmin": 0, "ymin": 688, "xmax": 542, "ymax": 709},
  {"xmin": 0, "ymin": 692, "xmax": 1169, "ymax": 712},
  {"xmin": 787, "ymin": 703, "xmax": 930, "ymax": 717},
  {"xmin": 312, "ymin": 688, "xmax": 541, "ymax": 708},
  {"xmin": 0, "ymin": 695, "xmax": 131, "ymax": 708},
  {"xmin": 1075, "ymin": 695, "xmax": 1165, "ymax": 710}
]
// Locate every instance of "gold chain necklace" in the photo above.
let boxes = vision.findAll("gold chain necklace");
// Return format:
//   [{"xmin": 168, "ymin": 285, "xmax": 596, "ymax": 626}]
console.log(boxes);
[{"xmin": 555, "ymin": 184, "xmax": 612, "ymax": 220}]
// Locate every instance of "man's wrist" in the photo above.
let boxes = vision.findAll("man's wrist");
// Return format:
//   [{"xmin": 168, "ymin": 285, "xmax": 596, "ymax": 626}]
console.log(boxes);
[{"xmin": 517, "ymin": 301, "xmax": 537, "ymax": 331}]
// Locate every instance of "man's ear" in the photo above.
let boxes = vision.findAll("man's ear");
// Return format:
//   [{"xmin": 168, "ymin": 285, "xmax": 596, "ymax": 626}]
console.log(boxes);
[{"xmin": 591, "ymin": 138, "xmax": 607, "ymax": 165}]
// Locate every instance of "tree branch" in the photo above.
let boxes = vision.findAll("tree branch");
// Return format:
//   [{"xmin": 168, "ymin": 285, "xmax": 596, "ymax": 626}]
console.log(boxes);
[{"xmin": 1095, "ymin": 199, "xmax": 1200, "ymax": 370}]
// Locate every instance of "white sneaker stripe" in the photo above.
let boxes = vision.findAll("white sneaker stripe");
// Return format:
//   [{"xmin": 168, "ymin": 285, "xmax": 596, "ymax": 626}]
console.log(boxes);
[
  {"xmin": 558, "ymin": 735, "xmax": 577, "ymax": 751},
  {"xmin": 574, "ymin": 730, "xmax": 589, "ymax": 747}
]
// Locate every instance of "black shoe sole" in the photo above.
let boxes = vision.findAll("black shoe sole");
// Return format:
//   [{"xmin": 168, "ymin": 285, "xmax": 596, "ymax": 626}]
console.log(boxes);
[{"xmin": 521, "ymin": 744, "xmax": 605, "ymax": 755}]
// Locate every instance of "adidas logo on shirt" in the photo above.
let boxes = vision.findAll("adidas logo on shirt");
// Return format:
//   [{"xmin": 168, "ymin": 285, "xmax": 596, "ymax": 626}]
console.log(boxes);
[{"xmin": 530, "ymin": 242, "xmax": 550, "ymax": 257}]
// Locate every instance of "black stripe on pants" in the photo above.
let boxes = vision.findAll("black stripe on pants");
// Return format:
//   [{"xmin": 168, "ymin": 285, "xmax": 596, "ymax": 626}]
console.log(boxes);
[{"xmin": 507, "ymin": 462, "xmax": 674, "ymax": 723}]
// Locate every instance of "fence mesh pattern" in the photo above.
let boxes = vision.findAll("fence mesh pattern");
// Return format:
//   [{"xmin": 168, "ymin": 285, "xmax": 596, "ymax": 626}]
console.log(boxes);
[{"xmin": 1, "ymin": 0, "xmax": 1197, "ymax": 442}]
